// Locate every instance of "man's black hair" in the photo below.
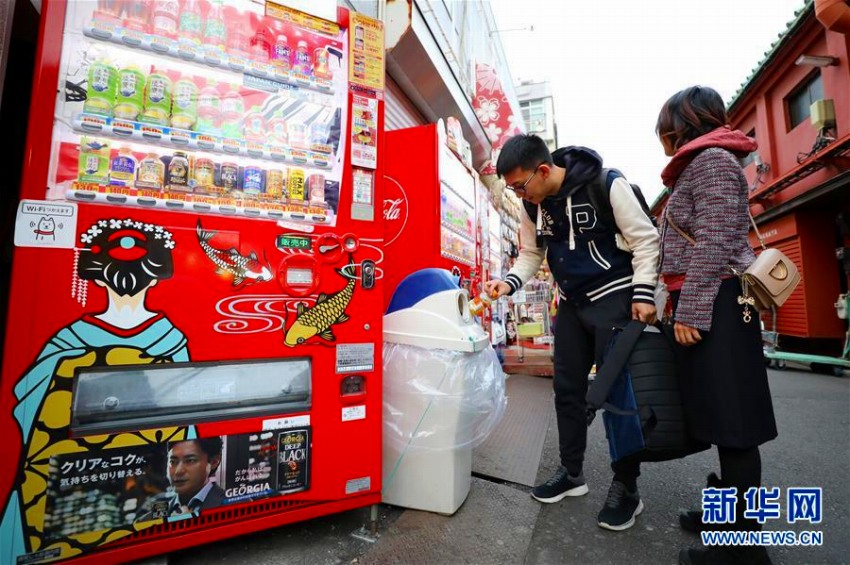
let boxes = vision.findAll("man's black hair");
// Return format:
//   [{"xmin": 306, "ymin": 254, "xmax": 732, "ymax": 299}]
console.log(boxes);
[
  {"xmin": 194, "ymin": 437, "xmax": 223, "ymax": 460},
  {"xmin": 171, "ymin": 437, "xmax": 224, "ymax": 460},
  {"xmin": 496, "ymin": 134, "xmax": 553, "ymax": 178}
]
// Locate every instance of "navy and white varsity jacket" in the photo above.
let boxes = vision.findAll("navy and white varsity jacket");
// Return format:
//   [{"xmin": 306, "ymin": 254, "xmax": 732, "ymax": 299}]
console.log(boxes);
[{"xmin": 504, "ymin": 146, "xmax": 659, "ymax": 305}]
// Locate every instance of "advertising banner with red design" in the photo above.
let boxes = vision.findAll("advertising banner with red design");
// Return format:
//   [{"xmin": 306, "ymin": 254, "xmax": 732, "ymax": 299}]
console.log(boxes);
[{"xmin": 472, "ymin": 62, "xmax": 524, "ymax": 175}]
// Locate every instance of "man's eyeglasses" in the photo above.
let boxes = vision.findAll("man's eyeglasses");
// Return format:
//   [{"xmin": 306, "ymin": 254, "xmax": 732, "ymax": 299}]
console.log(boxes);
[{"xmin": 506, "ymin": 164, "xmax": 542, "ymax": 195}]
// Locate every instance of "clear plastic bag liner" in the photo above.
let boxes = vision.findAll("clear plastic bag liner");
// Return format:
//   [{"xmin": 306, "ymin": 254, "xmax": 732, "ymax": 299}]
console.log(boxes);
[{"xmin": 382, "ymin": 342, "xmax": 506, "ymax": 453}]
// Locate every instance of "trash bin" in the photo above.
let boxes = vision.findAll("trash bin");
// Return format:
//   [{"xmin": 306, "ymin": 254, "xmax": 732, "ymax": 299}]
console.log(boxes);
[{"xmin": 382, "ymin": 268, "xmax": 506, "ymax": 515}]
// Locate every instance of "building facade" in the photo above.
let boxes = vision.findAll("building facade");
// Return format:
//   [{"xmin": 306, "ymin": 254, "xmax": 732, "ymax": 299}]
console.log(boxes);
[{"xmin": 515, "ymin": 79, "xmax": 557, "ymax": 150}]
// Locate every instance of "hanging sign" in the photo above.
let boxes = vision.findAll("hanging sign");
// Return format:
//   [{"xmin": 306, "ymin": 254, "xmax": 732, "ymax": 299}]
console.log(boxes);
[{"xmin": 349, "ymin": 12, "xmax": 385, "ymax": 92}]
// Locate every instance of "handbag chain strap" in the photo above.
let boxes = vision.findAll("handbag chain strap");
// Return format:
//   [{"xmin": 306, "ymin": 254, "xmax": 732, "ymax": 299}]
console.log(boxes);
[
  {"xmin": 665, "ymin": 210, "xmax": 759, "ymax": 322},
  {"xmin": 666, "ymin": 209, "xmax": 767, "ymax": 250}
]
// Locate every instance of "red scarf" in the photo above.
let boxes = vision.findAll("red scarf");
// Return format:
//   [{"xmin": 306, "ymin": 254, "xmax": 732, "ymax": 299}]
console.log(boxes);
[{"xmin": 661, "ymin": 126, "xmax": 758, "ymax": 188}]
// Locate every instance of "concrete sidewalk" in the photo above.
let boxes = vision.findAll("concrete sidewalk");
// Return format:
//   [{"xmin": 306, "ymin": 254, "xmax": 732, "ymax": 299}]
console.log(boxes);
[{"xmin": 164, "ymin": 367, "xmax": 849, "ymax": 565}]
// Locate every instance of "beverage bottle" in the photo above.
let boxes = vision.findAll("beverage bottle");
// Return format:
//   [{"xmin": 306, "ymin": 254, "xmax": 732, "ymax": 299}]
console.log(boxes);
[
  {"xmin": 136, "ymin": 152, "xmax": 165, "ymax": 190},
  {"xmin": 178, "ymin": 0, "xmax": 202, "ymax": 44},
  {"xmin": 109, "ymin": 146, "xmax": 137, "ymax": 186},
  {"xmin": 123, "ymin": 1, "xmax": 151, "ymax": 32},
  {"xmin": 271, "ymin": 34, "xmax": 291, "ymax": 72},
  {"xmin": 168, "ymin": 151, "xmax": 190, "ymax": 191},
  {"xmin": 151, "ymin": 0, "xmax": 179, "ymax": 38},
  {"xmin": 113, "ymin": 65, "xmax": 145, "ymax": 120},
  {"xmin": 243, "ymin": 106, "xmax": 266, "ymax": 142},
  {"xmin": 140, "ymin": 70, "xmax": 172, "ymax": 126},
  {"xmin": 469, "ymin": 291, "xmax": 496, "ymax": 316},
  {"xmin": 84, "ymin": 58, "xmax": 117, "ymax": 117},
  {"xmin": 312, "ymin": 47, "xmax": 330, "ymax": 79},
  {"xmin": 196, "ymin": 80, "xmax": 221, "ymax": 135},
  {"xmin": 267, "ymin": 113, "xmax": 288, "ymax": 145},
  {"xmin": 171, "ymin": 76, "xmax": 199, "ymax": 130},
  {"xmin": 203, "ymin": 0, "xmax": 227, "ymax": 50},
  {"xmin": 293, "ymin": 40, "xmax": 311, "ymax": 75},
  {"xmin": 220, "ymin": 85, "xmax": 244, "ymax": 139},
  {"xmin": 250, "ymin": 27, "xmax": 271, "ymax": 64},
  {"xmin": 227, "ymin": 11, "xmax": 250, "ymax": 58}
]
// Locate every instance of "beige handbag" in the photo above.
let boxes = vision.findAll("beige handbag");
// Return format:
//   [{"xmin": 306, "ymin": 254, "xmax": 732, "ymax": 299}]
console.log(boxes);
[{"xmin": 665, "ymin": 211, "xmax": 801, "ymax": 312}]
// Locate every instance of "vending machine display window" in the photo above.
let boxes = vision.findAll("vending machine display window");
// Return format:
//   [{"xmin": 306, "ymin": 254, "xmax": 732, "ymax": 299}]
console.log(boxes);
[{"xmin": 71, "ymin": 358, "xmax": 312, "ymax": 434}]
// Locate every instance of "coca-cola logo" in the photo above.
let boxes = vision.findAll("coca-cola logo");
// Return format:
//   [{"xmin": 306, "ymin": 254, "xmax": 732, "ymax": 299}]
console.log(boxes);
[{"xmin": 383, "ymin": 175, "xmax": 408, "ymax": 246}]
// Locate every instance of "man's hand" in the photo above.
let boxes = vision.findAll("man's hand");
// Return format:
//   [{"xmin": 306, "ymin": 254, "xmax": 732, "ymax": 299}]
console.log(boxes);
[
  {"xmin": 483, "ymin": 280, "xmax": 512, "ymax": 298},
  {"xmin": 674, "ymin": 322, "xmax": 702, "ymax": 346},
  {"xmin": 631, "ymin": 302, "xmax": 657, "ymax": 324}
]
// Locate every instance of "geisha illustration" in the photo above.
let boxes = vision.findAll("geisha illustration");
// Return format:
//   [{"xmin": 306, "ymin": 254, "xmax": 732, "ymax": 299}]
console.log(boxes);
[{"xmin": 1, "ymin": 218, "xmax": 191, "ymax": 561}]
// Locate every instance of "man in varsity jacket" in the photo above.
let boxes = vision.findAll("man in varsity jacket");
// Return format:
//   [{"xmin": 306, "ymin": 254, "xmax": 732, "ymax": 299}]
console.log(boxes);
[{"xmin": 484, "ymin": 134, "xmax": 660, "ymax": 531}]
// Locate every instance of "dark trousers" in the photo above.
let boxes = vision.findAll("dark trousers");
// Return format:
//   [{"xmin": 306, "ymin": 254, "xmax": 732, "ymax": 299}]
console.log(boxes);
[{"xmin": 553, "ymin": 290, "xmax": 640, "ymax": 485}]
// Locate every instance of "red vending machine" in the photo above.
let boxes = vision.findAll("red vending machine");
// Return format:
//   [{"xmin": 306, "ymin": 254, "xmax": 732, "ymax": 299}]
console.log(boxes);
[
  {"xmin": 383, "ymin": 122, "xmax": 480, "ymax": 306},
  {"xmin": 1, "ymin": 2, "xmax": 386, "ymax": 563}
]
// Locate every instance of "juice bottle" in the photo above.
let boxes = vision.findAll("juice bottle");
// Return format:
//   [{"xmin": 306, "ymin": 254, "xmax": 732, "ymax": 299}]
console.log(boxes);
[
  {"xmin": 196, "ymin": 80, "xmax": 221, "ymax": 135},
  {"xmin": 271, "ymin": 34, "xmax": 291, "ymax": 72},
  {"xmin": 220, "ymin": 85, "xmax": 244, "ymax": 139},
  {"xmin": 203, "ymin": 0, "xmax": 227, "ymax": 50},
  {"xmin": 469, "ymin": 292, "xmax": 496, "ymax": 316},
  {"xmin": 171, "ymin": 76, "xmax": 199, "ymax": 130},
  {"xmin": 113, "ymin": 65, "xmax": 145, "ymax": 121},
  {"xmin": 243, "ymin": 106, "xmax": 266, "ymax": 142},
  {"xmin": 312, "ymin": 47, "xmax": 330, "ymax": 79},
  {"xmin": 178, "ymin": 0, "xmax": 202, "ymax": 44},
  {"xmin": 84, "ymin": 59, "xmax": 117, "ymax": 117},
  {"xmin": 292, "ymin": 40, "xmax": 311, "ymax": 75}
]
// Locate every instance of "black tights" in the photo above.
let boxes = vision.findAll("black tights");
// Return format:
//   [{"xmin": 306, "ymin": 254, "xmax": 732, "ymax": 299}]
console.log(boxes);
[
  {"xmin": 718, "ymin": 445, "xmax": 762, "ymax": 493},
  {"xmin": 718, "ymin": 445, "xmax": 763, "ymax": 530}
]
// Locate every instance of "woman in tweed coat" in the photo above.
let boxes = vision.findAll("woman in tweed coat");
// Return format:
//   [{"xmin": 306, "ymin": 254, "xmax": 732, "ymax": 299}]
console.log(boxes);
[{"xmin": 656, "ymin": 86, "xmax": 776, "ymax": 565}]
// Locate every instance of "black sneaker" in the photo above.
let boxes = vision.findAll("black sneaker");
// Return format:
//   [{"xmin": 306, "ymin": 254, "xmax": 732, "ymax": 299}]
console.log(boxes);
[
  {"xmin": 531, "ymin": 466, "xmax": 588, "ymax": 503},
  {"xmin": 597, "ymin": 480, "xmax": 644, "ymax": 531}
]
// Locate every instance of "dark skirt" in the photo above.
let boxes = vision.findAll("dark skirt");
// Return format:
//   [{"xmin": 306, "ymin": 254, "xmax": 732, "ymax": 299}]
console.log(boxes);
[{"xmin": 671, "ymin": 278, "xmax": 778, "ymax": 448}]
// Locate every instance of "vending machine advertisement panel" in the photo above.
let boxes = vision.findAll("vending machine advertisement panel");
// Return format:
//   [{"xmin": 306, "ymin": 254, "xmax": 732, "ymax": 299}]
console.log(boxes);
[
  {"xmin": 1, "ymin": 2, "xmax": 385, "ymax": 563},
  {"xmin": 383, "ymin": 122, "xmax": 479, "ymax": 308}
]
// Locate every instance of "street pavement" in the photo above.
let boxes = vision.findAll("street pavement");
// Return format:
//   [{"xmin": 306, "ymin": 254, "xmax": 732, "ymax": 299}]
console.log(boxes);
[{"xmin": 161, "ymin": 365, "xmax": 849, "ymax": 565}]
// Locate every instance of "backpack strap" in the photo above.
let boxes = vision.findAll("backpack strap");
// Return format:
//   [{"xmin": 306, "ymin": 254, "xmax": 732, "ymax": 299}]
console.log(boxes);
[
  {"xmin": 586, "ymin": 168, "xmax": 620, "ymax": 231},
  {"xmin": 585, "ymin": 320, "xmax": 646, "ymax": 412}
]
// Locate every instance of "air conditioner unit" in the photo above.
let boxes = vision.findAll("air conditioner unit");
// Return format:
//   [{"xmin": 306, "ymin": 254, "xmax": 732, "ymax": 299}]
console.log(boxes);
[{"xmin": 810, "ymin": 98, "xmax": 836, "ymax": 130}]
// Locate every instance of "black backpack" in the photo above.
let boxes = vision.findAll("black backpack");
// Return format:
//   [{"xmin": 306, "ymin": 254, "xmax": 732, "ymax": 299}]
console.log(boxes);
[
  {"xmin": 587, "ymin": 168, "xmax": 658, "ymax": 230},
  {"xmin": 586, "ymin": 321, "xmax": 709, "ymax": 463}
]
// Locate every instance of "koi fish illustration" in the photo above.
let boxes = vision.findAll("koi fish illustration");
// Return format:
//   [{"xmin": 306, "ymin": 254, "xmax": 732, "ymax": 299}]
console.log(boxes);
[
  {"xmin": 284, "ymin": 265, "xmax": 355, "ymax": 346},
  {"xmin": 196, "ymin": 220, "xmax": 272, "ymax": 286}
]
